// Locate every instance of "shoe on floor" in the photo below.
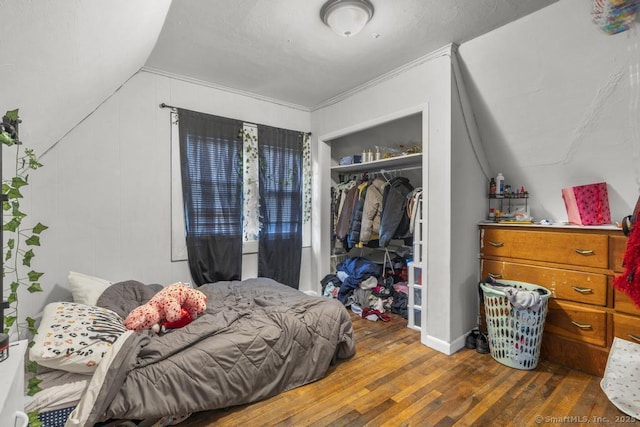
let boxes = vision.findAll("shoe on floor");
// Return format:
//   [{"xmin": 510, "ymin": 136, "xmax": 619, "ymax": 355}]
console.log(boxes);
[
  {"xmin": 465, "ymin": 329, "xmax": 480, "ymax": 349},
  {"xmin": 476, "ymin": 333, "xmax": 490, "ymax": 354}
]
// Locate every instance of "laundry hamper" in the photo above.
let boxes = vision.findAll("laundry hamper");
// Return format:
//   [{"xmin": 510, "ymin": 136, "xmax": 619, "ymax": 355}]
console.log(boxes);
[{"xmin": 480, "ymin": 279, "xmax": 551, "ymax": 370}]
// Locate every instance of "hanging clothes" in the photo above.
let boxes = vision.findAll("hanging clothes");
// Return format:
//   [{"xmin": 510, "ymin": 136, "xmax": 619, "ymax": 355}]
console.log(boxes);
[
  {"xmin": 406, "ymin": 187, "xmax": 423, "ymax": 235},
  {"xmin": 359, "ymin": 176, "xmax": 386, "ymax": 245},
  {"xmin": 335, "ymin": 184, "xmax": 358, "ymax": 247},
  {"xmin": 379, "ymin": 177, "xmax": 414, "ymax": 247},
  {"xmin": 347, "ymin": 180, "xmax": 369, "ymax": 248},
  {"xmin": 331, "ymin": 180, "xmax": 355, "ymax": 252}
]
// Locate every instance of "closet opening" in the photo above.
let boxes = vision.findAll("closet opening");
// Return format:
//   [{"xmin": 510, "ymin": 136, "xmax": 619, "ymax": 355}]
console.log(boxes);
[{"xmin": 319, "ymin": 107, "xmax": 427, "ymax": 334}]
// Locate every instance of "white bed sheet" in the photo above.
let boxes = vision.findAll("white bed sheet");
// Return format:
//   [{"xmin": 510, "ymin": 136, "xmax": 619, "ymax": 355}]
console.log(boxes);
[{"xmin": 25, "ymin": 369, "xmax": 90, "ymax": 413}]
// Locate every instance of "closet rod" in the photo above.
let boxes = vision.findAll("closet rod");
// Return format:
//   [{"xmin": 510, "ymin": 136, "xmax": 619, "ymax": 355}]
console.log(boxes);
[{"xmin": 379, "ymin": 165, "xmax": 422, "ymax": 174}]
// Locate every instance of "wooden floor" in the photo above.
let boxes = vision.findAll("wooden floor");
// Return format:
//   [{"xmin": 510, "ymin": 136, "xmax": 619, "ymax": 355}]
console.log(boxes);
[{"xmin": 178, "ymin": 312, "xmax": 626, "ymax": 427}]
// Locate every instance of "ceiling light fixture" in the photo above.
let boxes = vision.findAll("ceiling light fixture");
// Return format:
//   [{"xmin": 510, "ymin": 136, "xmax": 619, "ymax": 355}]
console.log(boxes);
[{"xmin": 320, "ymin": 0, "xmax": 374, "ymax": 38}]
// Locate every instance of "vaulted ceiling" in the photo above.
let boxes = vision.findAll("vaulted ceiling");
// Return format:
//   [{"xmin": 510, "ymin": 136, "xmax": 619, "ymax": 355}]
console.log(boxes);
[
  {"xmin": 147, "ymin": 0, "xmax": 558, "ymax": 110},
  {"xmin": 2, "ymin": 0, "xmax": 558, "ymax": 155}
]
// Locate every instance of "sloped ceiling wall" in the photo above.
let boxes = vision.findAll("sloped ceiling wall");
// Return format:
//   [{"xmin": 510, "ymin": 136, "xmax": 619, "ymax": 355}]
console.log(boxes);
[
  {"xmin": 0, "ymin": 0, "xmax": 172, "ymax": 156},
  {"xmin": 457, "ymin": 0, "xmax": 640, "ymax": 221}
]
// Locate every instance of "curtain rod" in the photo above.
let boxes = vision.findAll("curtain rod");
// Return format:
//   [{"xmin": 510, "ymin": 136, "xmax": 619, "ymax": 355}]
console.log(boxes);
[{"xmin": 158, "ymin": 104, "xmax": 311, "ymax": 137}]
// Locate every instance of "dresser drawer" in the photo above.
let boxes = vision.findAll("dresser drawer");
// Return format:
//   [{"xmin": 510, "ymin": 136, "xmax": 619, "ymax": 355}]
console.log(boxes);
[
  {"xmin": 481, "ymin": 260, "xmax": 607, "ymax": 306},
  {"xmin": 614, "ymin": 289, "xmax": 640, "ymax": 316},
  {"xmin": 480, "ymin": 228, "xmax": 609, "ymax": 268},
  {"xmin": 544, "ymin": 300, "xmax": 608, "ymax": 347},
  {"xmin": 613, "ymin": 312, "xmax": 640, "ymax": 344},
  {"xmin": 609, "ymin": 235, "xmax": 627, "ymax": 273}
]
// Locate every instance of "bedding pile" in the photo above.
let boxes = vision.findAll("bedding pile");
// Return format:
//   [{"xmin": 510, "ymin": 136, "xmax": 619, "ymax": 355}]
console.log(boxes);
[{"xmin": 55, "ymin": 277, "xmax": 356, "ymax": 426}]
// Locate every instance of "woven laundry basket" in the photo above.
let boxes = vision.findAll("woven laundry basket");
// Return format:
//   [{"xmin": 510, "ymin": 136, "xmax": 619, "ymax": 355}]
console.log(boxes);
[{"xmin": 480, "ymin": 280, "xmax": 551, "ymax": 370}]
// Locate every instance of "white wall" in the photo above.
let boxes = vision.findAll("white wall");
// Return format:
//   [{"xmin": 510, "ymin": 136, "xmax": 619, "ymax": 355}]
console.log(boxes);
[
  {"xmin": 20, "ymin": 71, "xmax": 310, "ymax": 320},
  {"xmin": 1, "ymin": 0, "xmax": 171, "ymax": 158},
  {"xmin": 311, "ymin": 45, "xmax": 486, "ymax": 351},
  {"xmin": 457, "ymin": 0, "xmax": 640, "ymax": 221}
]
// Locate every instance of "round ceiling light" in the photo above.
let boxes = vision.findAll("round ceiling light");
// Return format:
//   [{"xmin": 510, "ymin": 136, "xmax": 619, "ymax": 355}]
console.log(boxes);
[{"xmin": 320, "ymin": 0, "xmax": 374, "ymax": 38}]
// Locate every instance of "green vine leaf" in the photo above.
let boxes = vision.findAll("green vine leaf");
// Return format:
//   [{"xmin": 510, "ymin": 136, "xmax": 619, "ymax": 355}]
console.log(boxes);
[
  {"xmin": 3, "ymin": 217, "xmax": 20, "ymax": 232},
  {"xmin": 4, "ymin": 315, "xmax": 16, "ymax": 327},
  {"xmin": 27, "ymin": 360, "xmax": 39, "ymax": 373},
  {"xmin": 5, "ymin": 109, "xmax": 19, "ymax": 122},
  {"xmin": 8, "ymin": 291, "xmax": 17, "ymax": 303},
  {"xmin": 28, "ymin": 270, "xmax": 44, "ymax": 282},
  {"xmin": 29, "ymin": 158, "xmax": 43, "ymax": 169},
  {"xmin": 28, "ymin": 411, "xmax": 42, "ymax": 427},
  {"xmin": 6, "ymin": 187, "xmax": 23, "ymax": 200},
  {"xmin": 27, "ymin": 377, "xmax": 43, "ymax": 396},
  {"xmin": 28, "ymin": 283, "xmax": 43, "ymax": 293},
  {"xmin": 23, "ymin": 248, "xmax": 34, "ymax": 266},
  {"xmin": 7, "ymin": 237, "xmax": 14, "ymax": 249},
  {"xmin": 12, "ymin": 204, "xmax": 26, "ymax": 220},
  {"xmin": 3, "ymin": 200, "xmax": 9, "ymax": 211},
  {"xmin": 26, "ymin": 316, "xmax": 38, "ymax": 335},
  {"xmin": 0, "ymin": 131, "xmax": 14, "ymax": 146},
  {"xmin": 33, "ymin": 222, "xmax": 48, "ymax": 234},
  {"xmin": 11, "ymin": 176, "xmax": 28, "ymax": 189},
  {"xmin": 25, "ymin": 235, "xmax": 40, "ymax": 246},
  {"xmin": 4, "ymin": 248, "xmax": 11, "ymax": 261},
  {"xmin": 10, "ymin": 281, "xmax": 19, "ymax": 292}
]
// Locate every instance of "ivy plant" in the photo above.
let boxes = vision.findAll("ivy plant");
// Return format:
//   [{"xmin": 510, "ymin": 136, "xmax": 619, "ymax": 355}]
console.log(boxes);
[{"xmin": 1, "ymin": 109, "xmax": 47, "ymax": 340}]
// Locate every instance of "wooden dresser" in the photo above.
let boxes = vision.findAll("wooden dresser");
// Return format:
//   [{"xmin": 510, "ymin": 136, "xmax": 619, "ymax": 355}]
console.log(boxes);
[{"xmin": 478, "ymin": 223, "xmax": 635, "ymax": 377}]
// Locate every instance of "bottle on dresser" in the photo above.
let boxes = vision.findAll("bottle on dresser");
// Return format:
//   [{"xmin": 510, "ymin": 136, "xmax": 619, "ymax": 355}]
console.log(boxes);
[{"xmin": 495, "ymin": 173, "xmax": 505, "ymax": 198}]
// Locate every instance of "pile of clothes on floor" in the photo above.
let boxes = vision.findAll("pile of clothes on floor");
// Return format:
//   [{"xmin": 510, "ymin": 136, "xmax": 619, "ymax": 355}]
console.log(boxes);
[{"xmin": 321, "ymin": 255, "xmax": 409, "ymax": 322}]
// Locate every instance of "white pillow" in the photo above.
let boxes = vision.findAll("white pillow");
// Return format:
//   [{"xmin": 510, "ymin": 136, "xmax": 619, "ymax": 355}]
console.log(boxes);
[
  {"xmin": 30, "ymin": 302, "xmax": 126, "ymax": 374},
  {"xmin": 68, "ymin": 271, "xmax": 112, "ymax": 306}
]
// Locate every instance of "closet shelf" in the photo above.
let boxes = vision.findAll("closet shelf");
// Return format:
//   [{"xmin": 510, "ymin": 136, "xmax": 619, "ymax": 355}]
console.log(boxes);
[{"xmin": 331, "ymin": 153, "xmax": 422, "ymax": 173}]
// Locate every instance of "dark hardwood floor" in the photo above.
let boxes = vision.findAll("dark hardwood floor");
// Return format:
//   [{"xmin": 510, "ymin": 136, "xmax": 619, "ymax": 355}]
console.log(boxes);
[{"xmin": 178, "ymin": 312, "xmax": 627, "ymax": 426}]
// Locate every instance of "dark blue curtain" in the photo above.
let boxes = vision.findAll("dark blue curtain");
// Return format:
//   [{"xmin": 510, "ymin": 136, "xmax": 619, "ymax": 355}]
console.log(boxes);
[
  {"xmin": 178, "ymin": 109, "xmax": 243, "ymax": 285},
  {"xmin": 257, "ymin": 125, "xmax": 303, "ymax": 288}
]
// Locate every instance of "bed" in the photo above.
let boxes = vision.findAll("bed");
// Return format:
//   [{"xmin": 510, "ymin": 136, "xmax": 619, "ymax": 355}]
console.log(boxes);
[{"xmin": 27, "ymin": 277, "xmax": 356, "ymax": 426}]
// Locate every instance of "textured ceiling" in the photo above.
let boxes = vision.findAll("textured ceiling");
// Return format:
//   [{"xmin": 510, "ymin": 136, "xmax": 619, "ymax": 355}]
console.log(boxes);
[{"xmin": 146, "ymin": 0, "xmax": 558, "ymax": 110}]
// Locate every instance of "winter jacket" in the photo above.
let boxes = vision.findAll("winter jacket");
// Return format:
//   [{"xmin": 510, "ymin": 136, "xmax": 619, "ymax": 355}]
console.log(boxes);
[
  {"xmin": 347, "ymin": 182, "xmax": 369, "ymax": 248},
  {"xmin": 359, "ymin": 177, "xmax": 386, "ymax": 244},
  {"xmin": 379, "ymin": 177, "xmax": 414, "ymax": 248},
  {"xmin": 335, "ymin": 185, "xmax": 358, "ymax": 241}
]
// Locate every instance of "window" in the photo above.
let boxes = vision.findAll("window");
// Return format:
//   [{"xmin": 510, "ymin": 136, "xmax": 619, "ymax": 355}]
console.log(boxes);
[
  {"xmin": 170, "ymin": 111, "xmax": 310, "ymax": 262},
  {"xmin": 260, "ymin": 144, "xmax": 301, "ymax": 237},
  {"xmin": 181, "ymin": 132, "xmax": 243, "ymax": 237}
]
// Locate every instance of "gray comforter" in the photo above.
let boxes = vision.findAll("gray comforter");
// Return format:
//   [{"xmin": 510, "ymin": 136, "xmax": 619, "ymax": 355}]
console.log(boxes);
[{"xmin": 68, "ymin": 278, "xmax": 355, "ymax": 426}]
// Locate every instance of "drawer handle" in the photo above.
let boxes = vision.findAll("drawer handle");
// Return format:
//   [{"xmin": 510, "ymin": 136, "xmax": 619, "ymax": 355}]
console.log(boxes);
[
  {"xmin": 629, "ymin": 334, "xmax": 640, "ymax": 343},
  {"xmin": 571, "ymin": 321, "xmax": 592, "ymax": 329},
  {"xmin": 488, "ymin": 273, "xmax": 503, "ymax": 279},
  {"xmin": 571, "ymin": 286, "xmax": 593, "ymax": 294},
  {"xmin": 488, "ymin": 241, "xmax": 504, "ymax": 248},
  {"xmin": 574, "ymin": 248, "xmax": 595, "ymax": 256}
]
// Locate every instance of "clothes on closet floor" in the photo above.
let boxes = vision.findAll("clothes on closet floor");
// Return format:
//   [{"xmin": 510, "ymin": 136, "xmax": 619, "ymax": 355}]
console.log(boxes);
[
  {"xmin": 331, "ymin": 174, "xmax": 421, "ymax": 254},
  {"xmin": 321, "ymin": 255, "xmax": 411, "ymax": 322}
]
